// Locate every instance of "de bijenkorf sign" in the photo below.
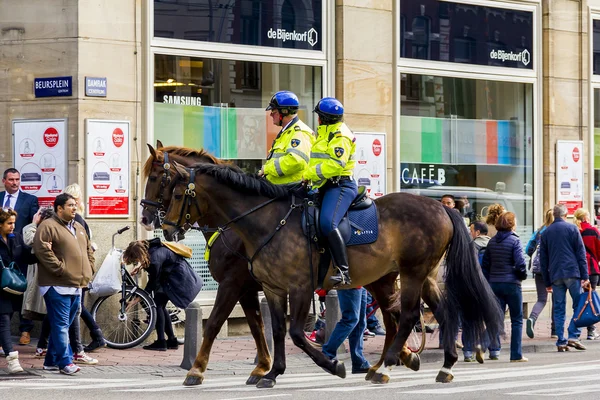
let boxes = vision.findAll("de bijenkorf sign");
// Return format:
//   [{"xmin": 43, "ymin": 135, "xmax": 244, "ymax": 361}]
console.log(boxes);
[
  {"xmin": 85, "ymin": 77, "xmax": 107, "ymax": 97},
  {"xmin": 34, "ymin": 77, "xmax": 72, "ymax": 97}
]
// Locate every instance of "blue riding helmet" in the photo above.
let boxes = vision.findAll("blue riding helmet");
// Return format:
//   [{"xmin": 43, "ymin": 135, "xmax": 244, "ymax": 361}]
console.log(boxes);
[
  {"xmin": 314, "ymin": 97, "xmax": 344, "ymax": 120},
  {"xmin": 265, "ymin": 91, "xmax": 300, "ymax": 115}
]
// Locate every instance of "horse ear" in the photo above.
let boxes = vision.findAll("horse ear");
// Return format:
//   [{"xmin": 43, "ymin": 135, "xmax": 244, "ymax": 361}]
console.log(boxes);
[
  {"xmin": 156, "ymin": 139, "xmax": 164, "ymax": 149},
  {"xmin": 172, "ymin": 160, "xmax": 190, "ymax": 180},
  {"xmin": 147, "ymin": 143, "xmax": 157, "ymax": 159}
]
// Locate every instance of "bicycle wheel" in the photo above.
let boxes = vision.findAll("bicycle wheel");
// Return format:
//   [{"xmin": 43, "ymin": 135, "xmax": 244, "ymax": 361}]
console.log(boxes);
[
  {"xmin": 91, "ymin": 286, "xmax": 157, "ymax": 349},
  {"xmin": 406, "ymin": 311, "xmax": 426, "ymax": 354}
]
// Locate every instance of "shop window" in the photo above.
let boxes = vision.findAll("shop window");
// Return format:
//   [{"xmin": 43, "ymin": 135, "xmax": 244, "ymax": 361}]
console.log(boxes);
[
  {"xmin": 411, "ymin": 16, "xmax": 430, "ymax": 60},
  {"xmin": 400, "ymin": 73, "xmax": 534, "ymax": 245},
  {"xmin": 594, "ymin": 89, "xmax": 600, "ymax": 217}
]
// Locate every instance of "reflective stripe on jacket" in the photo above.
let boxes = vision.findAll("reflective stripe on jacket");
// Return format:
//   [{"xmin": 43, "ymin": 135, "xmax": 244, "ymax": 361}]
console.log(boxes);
[
  {"xmin": 263, "ymin": 117, "xmax": 315, "ymax": 185},
  {"xmin": 304, "ymin": 122, "xmax": 356, "ymax": 189}
]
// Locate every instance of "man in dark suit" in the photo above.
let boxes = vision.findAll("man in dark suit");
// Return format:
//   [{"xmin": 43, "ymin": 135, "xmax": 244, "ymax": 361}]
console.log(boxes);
[
  {"xmin": 1, "ymin": 168, "xmax": 39, "ymax": 233},
  {"xmin": 1, "ymin": 167, "xmax": 40, "ymax": 344}
]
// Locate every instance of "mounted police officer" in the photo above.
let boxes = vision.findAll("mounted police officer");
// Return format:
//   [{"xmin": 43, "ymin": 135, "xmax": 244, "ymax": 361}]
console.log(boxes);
[
  {"xmin": 259, "ymin": 91, "xmax": 314, "ymax": 184},
  {"xmin": 303, "ymin": 97, "xmax": 357, "ymax": 286}
]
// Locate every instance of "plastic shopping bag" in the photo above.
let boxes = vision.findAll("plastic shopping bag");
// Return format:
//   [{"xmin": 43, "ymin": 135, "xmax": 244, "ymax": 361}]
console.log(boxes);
[{"xmin": 89, "ymin": 249, "xmax": 122, "ymax": 297}]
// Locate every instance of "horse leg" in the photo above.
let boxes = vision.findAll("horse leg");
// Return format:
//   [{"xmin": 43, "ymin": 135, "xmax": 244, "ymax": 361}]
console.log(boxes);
[
  {"xmin": 183, "ymin": 282, "xmax": 244, "ymax": 386},
  {"xmin": 238, "ymin": 290, "xmax": 272, "ymax": 385},
  {"xmin": 256, "ymin": 291, "xmax": 288, "ymax": 389},
  {"xmin": 287, "ymin": 287, "xmax": 345, "ymax": 378},
  {"xmin": 364, "ymin": 274, "xmax": 400, "ymax": 384},
  {"xmin": 422, "ymin": 276, "xmax": 458, "ymax": 383}
]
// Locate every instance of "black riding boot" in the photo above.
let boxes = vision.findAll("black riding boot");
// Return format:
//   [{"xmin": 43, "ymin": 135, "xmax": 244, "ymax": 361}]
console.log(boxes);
[{"xmin": 328, "ymin": 229, "xmax": 351, "ymax": 286}]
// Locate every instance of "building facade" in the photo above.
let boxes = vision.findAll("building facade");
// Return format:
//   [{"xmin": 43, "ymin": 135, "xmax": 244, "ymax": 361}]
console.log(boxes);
[{"xmin": 0, "ymin": 0, "xmax": 598, "ymax": 294}]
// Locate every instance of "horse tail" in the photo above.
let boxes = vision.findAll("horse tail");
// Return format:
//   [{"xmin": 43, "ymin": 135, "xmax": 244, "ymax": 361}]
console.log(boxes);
[{"xmin": 440, "ymin": 207, "xmax": 504, "ymax": 350}]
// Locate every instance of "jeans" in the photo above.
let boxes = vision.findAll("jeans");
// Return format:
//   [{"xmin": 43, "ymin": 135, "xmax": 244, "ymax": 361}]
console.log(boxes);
[
  {"xmin": 488, "ymin": 282, "xmax": 523, "ymax": 360},
  {"xmin": 322, "ymin": 288, "xmax": 370, "ymax": 370},
  {"xmin": 365, "ymin": 292, "xmax": 381, "ymax": 330},
  {"xmin": 43, "ymin": 288, "xmax": 80, "ymax": 369},
  {"xmin": 319, "ymin": 179, "xmax": 358, "ymax": 236},
  {"xmin": 552, "ymin": 278, "xmax": 583, "ymax": 346},
  {"xmin": 0, "ymin": 312, "xmax": 14, "ymax": 354}
]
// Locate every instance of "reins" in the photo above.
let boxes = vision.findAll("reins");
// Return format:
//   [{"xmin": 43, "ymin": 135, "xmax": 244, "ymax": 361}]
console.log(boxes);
[{"xmin": 140, "ymin": 152, "xmax": 172, "ymax": 226}]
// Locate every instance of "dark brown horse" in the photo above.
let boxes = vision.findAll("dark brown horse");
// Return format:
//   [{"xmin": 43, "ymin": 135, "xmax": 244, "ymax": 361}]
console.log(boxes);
[
  {"xmin": 140, "ymin": 142, "xmax": 270, "ymax": 385},
  {"xmin": 161, "ymin": 161, "xmax": 504, "ymax": 388}
]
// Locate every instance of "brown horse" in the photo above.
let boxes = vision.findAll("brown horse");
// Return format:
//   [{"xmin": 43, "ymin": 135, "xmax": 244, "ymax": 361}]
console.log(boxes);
[
  {"xmin": 160, "ymin": 161, "xmax": 504, "ymax": 388},
  {"xmin": 140, "ymin": 142, "xmax": 270, "ymax": 385}
]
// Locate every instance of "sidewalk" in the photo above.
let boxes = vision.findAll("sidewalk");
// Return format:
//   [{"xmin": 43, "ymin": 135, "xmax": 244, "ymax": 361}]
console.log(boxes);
[{"xmin": 1, "ymin": 318, "xmax": 599, "ymax": 376}]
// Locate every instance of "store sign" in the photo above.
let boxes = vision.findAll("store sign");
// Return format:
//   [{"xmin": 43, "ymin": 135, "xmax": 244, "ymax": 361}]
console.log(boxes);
[
  {"xmin": 354, "ymin": 132, "xmax": 386, "ymax": 199},
  {"xmin": 400, "ymin": 0, "xmax": 534, "ymax": 69},
  {"xmin": 12, "ymin": 119, "xmax": 68, "ymax": 207},
  {"xmin": 556, "ymin": 140, "xmax": 584, "ymax": 215},
  {"xmin": 34, "ymin": 77, "xmax": 72, "ymax": 97},
  {"xmin": 154, "ymin": 0, "xmax": 323, "ymax": 51},
  {"xmin": 162, "ymin": 95, "xmax": 202, "ymax": 106},
  {"xmin": 85, "ymin": 120, "xmax": 130, "ymax": 218},
  {"xmin": 400, "ymin": 164, "xmax": 447, "ymax": 186},
  {"xmin": 85, "ymin": 77, "xmax": 107, "ymax": 97}
]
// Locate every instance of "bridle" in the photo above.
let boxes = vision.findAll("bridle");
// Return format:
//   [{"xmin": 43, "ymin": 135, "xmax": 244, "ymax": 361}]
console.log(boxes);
[
  {"xmin": 140, "ymin": 152, "xmax": 172, "ymax": 226},
  {"xmin": 164, "ymin": 166, "xmax": 303, "ymax": 264}
]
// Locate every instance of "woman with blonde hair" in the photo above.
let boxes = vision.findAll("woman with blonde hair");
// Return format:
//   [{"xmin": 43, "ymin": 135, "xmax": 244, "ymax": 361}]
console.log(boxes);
[
  {"xmin": 573, "ymin": 208, "xmax": 600, "ymax": 340},
  {"xmin": 525, "ymin": 209, "xmax": 555, "ymax": 339},
  {"xmin": 485, "ymin": 204, "xmax": 506, "ymax": 238}
]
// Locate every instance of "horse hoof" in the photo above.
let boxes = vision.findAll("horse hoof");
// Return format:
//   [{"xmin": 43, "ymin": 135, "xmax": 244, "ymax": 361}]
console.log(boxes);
[
  {"xmin": 246, "ymin": 375, "xmax": 262, "ymax": 385},
  {"xmin": 256, "ymin": 378, "xmax": 276, "ymax": 388},
  {"xmin": 333, "ymin": 360, "xmax": 346, "ymax": 379},
  {"xmin": 435, "ymin": 370, "xmax": 454, "ymax": 383},
  {"xmin": 370, "ymin": 373, "xmax": 390, "ymax": 384},
  {"xmin": 183, "ymin": 375, "xmax": 204, "ymax": 386},
  {"xmin": 364, "ymin": 368, "xmax": 375, "ymax": 381},
  {"xmin": 405, "ymin": 353, "xmax": 421, "ymax": 371}
]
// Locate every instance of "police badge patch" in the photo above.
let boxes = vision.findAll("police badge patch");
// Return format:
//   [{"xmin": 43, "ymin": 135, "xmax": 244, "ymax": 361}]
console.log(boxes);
[
  {"xmin": 291, "ymin": 139, "xmax": 301, "ymax": 148},
  {"xmin": 334, "ymin": 147, "xmax": 344, "ymax": 157}
]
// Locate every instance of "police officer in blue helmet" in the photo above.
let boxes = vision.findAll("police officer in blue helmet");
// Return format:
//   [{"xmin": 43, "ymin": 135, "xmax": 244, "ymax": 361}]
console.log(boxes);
[
  {"xmin": 259, "ymin": 91, "xmax": 315, "ymax": 184},
  {"xmin": 304, "ymin": 97, "xmax": 357, "ymax": 286}
]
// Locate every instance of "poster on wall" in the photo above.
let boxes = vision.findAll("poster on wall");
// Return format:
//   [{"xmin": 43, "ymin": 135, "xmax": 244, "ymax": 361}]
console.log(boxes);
[
  {"xmin": 12, "ymin": 119, "xmax": 68, "ymax": 208},
  {"xmin": 556, "ymin": 140, "xmax": 584, "ymax": 215},
  {"xmin": 354, "ymin": 132, "xmax": 386, "ymax": 199},
  {"xmin": 85, "ymin": 120, "xmax": 130, "ymax": 218}
]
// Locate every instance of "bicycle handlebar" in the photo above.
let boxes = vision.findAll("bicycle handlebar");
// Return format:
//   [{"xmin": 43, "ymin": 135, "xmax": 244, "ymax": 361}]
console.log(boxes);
[{"xmin": 117, "ymin": 226, "xmax": 130, "ymax": 234}]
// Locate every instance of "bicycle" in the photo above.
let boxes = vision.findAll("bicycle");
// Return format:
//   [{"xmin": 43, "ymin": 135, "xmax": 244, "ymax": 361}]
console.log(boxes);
[{"xmin": 90, "ymin": 226, "xmax": 158, "ymax": 349}]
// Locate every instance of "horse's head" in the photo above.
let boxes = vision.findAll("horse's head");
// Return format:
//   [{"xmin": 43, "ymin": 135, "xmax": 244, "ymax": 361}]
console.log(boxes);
[
  {"xmin": 141, "ymin": 142, "xmax": 220, "ymax": 231},
  {"xmin": 161, "ymin": 160, "xmax": 203, "ymax": 242}
]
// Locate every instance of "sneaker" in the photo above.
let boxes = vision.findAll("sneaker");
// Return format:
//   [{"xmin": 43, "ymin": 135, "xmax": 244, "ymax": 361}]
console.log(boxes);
[
  {"xmin": 60, "ymin": 363, "xmax": 81, "ymax": 375},
  {"xmin": 143, "ymin": 340, "xmax": 167, "ymax": 351},
  {"xmin": 488, "ymin": 354, "xmax": 499, "ymax": 360},
  {"xmin": 371, "ymin": 326, "xmax": 386, "ymax": 336},
  {"xmin": 306, "ymin": 330, "xmax": 321, "ymax": 346},
  {"xmin": 567, "ymin": 340, "xmax": 587, "ymax": 350},
  {"xmin": 463, "ymin": 355, "xmax": 476, "ymax": 362},
  {"xmin": 6, "ymin": 351, "xmax": 24, "ymax": 374},
  {"xmin": 557, "ymin": 345, "xmax": 570, "ymax": 352},
  {"xmin": 166, "ymin": 338, "xmax": 179, "ymax": 350},
  {"xmin": 363, "ymin": 329, "xmax": 375, "ymax": 338},
  {"xmin": 526, "ymin": 318, "xmax": 535, "ymax": 339},
  {"xmin": 19, "ymin": 332, "xmax": 31, "ymax": 345},
  {"xmin": 510, "ymin": 357, "xmax": 529, "ymax": 363},
  {"xmin": 35, "ymin": 348, "xmax": 47, "ymax": 358},
  {"xmin": 73, "ymin": 351, "xmax": 98, "ymax": 365},
  {"xmin": 587, "ymin": 331, "xmax": 600, "ymax": 340},
  {"xmin": 43, "ymin": 365, "xmax": 59, "ymax": 371}
]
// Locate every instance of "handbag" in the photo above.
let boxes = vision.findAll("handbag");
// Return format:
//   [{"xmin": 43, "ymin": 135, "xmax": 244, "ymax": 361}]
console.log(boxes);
[
  {"xmin": 573, "ymin": 287, "xmax": 600, "ymax": 328},
  {"xmin": 0, "ymin": 258, "xmax": 28, "ymax": 295}
]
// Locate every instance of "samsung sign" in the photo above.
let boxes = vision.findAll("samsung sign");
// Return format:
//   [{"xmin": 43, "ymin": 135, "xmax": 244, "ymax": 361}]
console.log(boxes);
[{"xmin": 34, "ymin": 77, "xmax": 72, "ymax": 97}]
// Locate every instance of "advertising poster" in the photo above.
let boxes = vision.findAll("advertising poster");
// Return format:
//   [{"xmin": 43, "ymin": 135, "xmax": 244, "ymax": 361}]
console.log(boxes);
[
  {"xmin": 354, "ymin": 132, "xmax": 386, "ymax": 199},
  {"xmin": 556, "ymin": 140, "xmax": 584, "ymax": 215},
  {"xmin": 12, "ymin": 119, "xmax": 68, "ymax": 208},
  {"xmin": 85, "ymin": 120, "xmax": 130, "ymax": 218}
]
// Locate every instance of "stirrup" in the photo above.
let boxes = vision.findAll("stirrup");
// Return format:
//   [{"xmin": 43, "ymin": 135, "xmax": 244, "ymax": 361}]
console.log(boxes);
[{"xmin": 329, "ymin": 271, "xmax": 351, "ymax": 287}]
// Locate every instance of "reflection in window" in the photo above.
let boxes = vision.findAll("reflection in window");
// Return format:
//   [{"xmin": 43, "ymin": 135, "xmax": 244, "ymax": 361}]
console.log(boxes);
[
  {"xmin": 400, "ymin": 73, "xmax": 534, "ymax": 244},
  {"xmin": 411, "ymin": 16, "xmax": 430, "ymax": 59}
]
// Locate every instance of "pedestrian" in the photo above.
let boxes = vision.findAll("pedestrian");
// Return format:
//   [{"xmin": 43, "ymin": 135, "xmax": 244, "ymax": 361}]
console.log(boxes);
[
  {"xmin": 259, "ymin": 90, "xmax": 315, "ymax": 184},
  {"xmin": 303, "ymin": 97, "xmax": 357, "ymax": 287},
  {"xmin": 1, "ymin": 168, "xmax": 40, "ymax": 345},
  {"xmin": 481, "ymin": 212, "xmax": 528, "ymax": 362},
  {"xmin": 365, "ymin": 291, "xmax": 385, "ymax": 336},
  {"xmin": 525, "ymin": 209, "xmax": 555, "ymax": 339},
  {"xmin": 539, "ymin": 204, "xmax": 590, "ymax": 352},
  {"xmin": 321, "ymin": 287, "xmax": 371, "ymax": 374},
  {"xmin": 485, "ymin": 204, "xmax": 505, "ymax": 238},
  {"xmin": 122, "ymin": 238, "xmax": 181, "ymax": 351},
  {"xmin": 573, "ymin": 208, "xmax": 600, "ymax": 340},
  {"xmin": 0, "ymin": 208, "xmax": 36, "ymax": 373},
  {"xmin": 32, "ymin": 193, "xmax": 95, "ymax": 375}
]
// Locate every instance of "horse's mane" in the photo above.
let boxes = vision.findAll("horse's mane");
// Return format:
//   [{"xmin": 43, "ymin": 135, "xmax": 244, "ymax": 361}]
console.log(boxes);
[
  {"xmin": 142, "ymin": 146, "xmax": 220, "ymax": 178},
  {"xmin": 190, "ymin": 163, "xmax": 295, "ymax": 199}
]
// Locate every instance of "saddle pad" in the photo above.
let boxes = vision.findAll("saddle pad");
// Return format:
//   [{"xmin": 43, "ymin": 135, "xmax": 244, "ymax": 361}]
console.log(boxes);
[{"xmin": 347, "ymin": 203, "xmax": 379, "ymax": 246}]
